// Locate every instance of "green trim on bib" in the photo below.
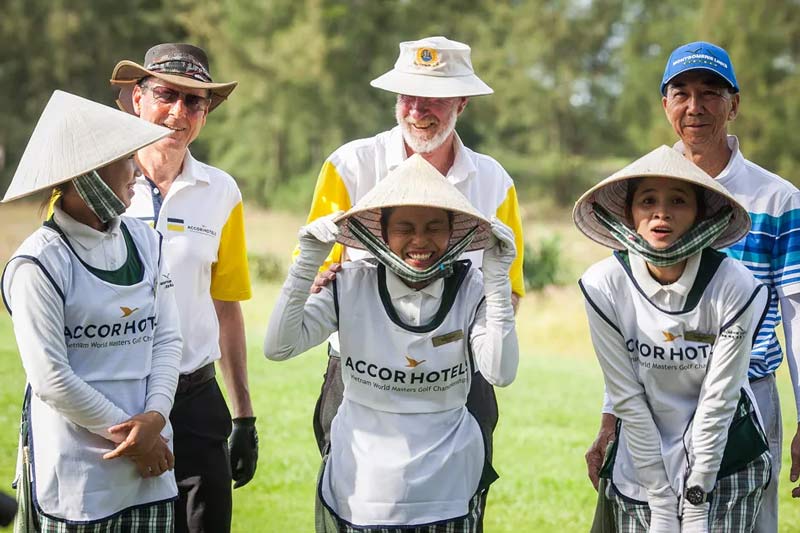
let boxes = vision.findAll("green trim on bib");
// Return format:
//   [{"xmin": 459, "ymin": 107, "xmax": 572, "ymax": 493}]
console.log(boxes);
[{"xmin": 44, "ymin": 218, "xmax": 144, "ymax": 286}]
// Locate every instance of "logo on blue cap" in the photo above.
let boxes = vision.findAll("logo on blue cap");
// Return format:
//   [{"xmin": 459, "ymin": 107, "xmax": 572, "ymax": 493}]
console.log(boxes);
[{"xmin": 660, "ymin": 41, "xmax": 738, "ymax": 96}]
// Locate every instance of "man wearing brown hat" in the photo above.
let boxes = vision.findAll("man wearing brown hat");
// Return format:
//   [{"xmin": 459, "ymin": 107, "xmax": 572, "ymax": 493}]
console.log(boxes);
[
  {"xmin": 110, "ymin": 43, "xmax": 257, "ymax": 533},
  {"xmin": 300, "ymin": 36, "xmax": 525, "ymax": 528}
]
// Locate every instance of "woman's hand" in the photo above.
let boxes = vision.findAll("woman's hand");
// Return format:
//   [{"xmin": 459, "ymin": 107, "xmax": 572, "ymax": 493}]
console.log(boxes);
[
  {"xmin": 292, "ymin": 213, "xmax": 343, "ymax": 282},
  {"xmin": 131, "ymin": 437, "xmax": 175, "ymax": 478},
  {"xmin": 482, "ymin": 217, "xmax": 517, "ymax": 287},
  {"xmin": 103, "ymin": 411, "xmax": 166, "ymax": 460}
]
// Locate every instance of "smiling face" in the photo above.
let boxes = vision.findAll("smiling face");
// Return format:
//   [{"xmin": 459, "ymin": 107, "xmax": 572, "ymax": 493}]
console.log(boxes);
[
  {"xmin": 662, "ymin": 70, "xmax": 739, "ymax": 152},
  {"xmin": 131, "ymin": 77, "xmax": 210, "ymax": 156},
  {"xmin": 395, "ymin": 95, "xmax": 467, "ymax": 154},
  {"xmin": 96, "ymin": 156, "xmax": 138, "ymax": 208},
  {"xmin": 628, "ymin": 177, "xmax": 700, "ymax": 249},
  {"xmin": 383, "ymin": 206, "xmax": 453, "ymax": 270}
]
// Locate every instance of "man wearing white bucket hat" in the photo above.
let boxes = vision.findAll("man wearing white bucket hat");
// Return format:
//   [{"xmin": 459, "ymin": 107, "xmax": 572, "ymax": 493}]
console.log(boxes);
[
  {"xmin": 1, "ymin": 91, "xmax": 182, "ymax": 531},
  {"xmin": 576, "ymin": 145, "xmax": 771, "ymax": 532},
  {"xmin": 110, "ymin": 43, "xmax": 257, "ymax": 533},
  {"xmin": 300, "ymin": 36, "xmax": 525, "ymax": 484},
  {"xmin": 584, "ymin": 41, "xmax": 800, "ymax": 532},
  {"xmin": 266, "ymin": 154, "xmax": 519, "ymax": 532}
]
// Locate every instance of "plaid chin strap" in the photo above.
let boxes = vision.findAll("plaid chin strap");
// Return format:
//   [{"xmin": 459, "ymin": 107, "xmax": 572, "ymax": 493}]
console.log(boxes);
[
  {"xmin": 347, "ymin": 218, "xmax": 478, "ymax": 284},
  {"xmin": 72, "ymin": 170, "xmax": 127, "ymax": 224},
  {"xmin": 592, "ymin": 202, "xmax": 733, "ymax": 267}
]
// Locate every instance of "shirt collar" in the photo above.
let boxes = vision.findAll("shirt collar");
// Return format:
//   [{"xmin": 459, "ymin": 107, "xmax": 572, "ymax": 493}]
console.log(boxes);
[
  {"xmin": 386, "ymin": 126, "xmax": 476, "ymax": 183},
  {"xmin": 671, "ymin": 135, "xmax": 744, "ymax": 183},
  {"xmin": 629, "ymin": 251, "xmax": 701, "ymax": 299},
  {"xmin": 52, "ymin": 203, "xmax": 121, "ymax": 249},
  {"xmin": 384, "ymin": 267, "xmax": 445, "ymax": 301},
  {"xmin": 134, "ymin": 149, "xmax": 210, "ymax": 187},
  {"xmin": 175, "ymin": 150, "xmax": 210, "ymax": 185}
]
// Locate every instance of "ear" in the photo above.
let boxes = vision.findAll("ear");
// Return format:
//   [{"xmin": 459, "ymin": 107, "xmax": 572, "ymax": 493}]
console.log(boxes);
[
  {"xmin": 661, "ymin": 95, "xmax": 668, "ymax": 114},
  {"xmin": 728, "ymin": 93, "xmax": 740, "ymax": 121},
  {"xmin": 131, "ymin": 84, "xmax": 144, "ymax": 116},
  {"xmin": 456, "ymin": 97, "xmax": 469, "ymax": 115}
]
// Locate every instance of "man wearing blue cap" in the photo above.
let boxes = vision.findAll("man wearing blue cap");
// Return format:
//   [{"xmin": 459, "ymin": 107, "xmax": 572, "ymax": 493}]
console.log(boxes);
[{"xmin": 586, "ymin": 41, "xmax": 800, "ymax": 532}]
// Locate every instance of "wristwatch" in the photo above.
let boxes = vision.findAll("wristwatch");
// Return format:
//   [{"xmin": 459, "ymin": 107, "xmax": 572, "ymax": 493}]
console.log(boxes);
[{"xmin": 684, "ymin": 485, "xmax": 710, "ymax": 505}]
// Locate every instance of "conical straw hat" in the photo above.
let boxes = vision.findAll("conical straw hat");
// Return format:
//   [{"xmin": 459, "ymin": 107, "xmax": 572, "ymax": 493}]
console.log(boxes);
[
  {"xmin": 572, "ymin": 145, "xmax": 750, "ymax": 250},
  {"xmin": 335, "ymin": 154, "xmax": 491, "ymax": 251},
  {"xmin": 2, "ymin": 90, "xmax": 171, "ymax": 203}
]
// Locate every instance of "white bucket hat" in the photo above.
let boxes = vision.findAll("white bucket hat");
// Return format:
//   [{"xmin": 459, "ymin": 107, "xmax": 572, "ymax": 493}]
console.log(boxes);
[
  {"xmin": 370, "ymin": 36, "xmax": 493, "ymax": 98},
  {"xmin": 335, "ymin": 153, "xmax": 491, "ymax": 250},
  {"xmin": 572, "ymin": 145, "xmax": 750, "ymax": 250},
  {"xmin": 2, "ymin": 90, "xmax": 171, "ymax": 203}
]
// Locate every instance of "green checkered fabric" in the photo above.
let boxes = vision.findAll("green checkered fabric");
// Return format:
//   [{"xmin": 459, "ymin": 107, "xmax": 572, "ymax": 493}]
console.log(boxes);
[
  {"xmin": 592, "ymin": 202, "xmax": 733, "ymax": 267},
  {"xmin": 318, "ymin": 492, "xmax": 485, "ymax": 533},
  {"xmin": 612, "ymin": 450, "xmax": 770, "ymax": 532},
  {"xmin": 37, "ymin": 500, "xmax": 174, "ymax": 533},
  {"xmin": 72, "ymin": 170, "xmax": 127, "ymax": 224}
]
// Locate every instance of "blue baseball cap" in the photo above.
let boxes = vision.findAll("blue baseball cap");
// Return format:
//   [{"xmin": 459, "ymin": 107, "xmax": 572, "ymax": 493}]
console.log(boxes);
[{"xmin": 660, "ymin": 41, "xmax": 739, "ymax": 96}]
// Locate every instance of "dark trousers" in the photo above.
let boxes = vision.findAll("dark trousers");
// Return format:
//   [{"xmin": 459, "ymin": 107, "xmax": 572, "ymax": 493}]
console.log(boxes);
[
  {"xmin": 312, "ymin": 351, "xmax": 498, "ymax": 532},
  {"xmin": 171, "ymin": 378, "xmax": 233, "ymax": 533}
]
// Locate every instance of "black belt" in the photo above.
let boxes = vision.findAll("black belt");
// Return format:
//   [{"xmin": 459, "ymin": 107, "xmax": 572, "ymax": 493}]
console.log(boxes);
[{"xmin": 176, "ymin": 363, "xmax": 216, "ymax": 394}]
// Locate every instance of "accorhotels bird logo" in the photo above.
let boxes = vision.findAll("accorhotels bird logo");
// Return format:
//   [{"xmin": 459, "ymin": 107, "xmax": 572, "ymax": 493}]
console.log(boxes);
[
  {"xmin": 405, "ymin": 356, "xmax": 426, "ymax": 368},
  {"xmin": 662, "ymin": 331, "xmax": 682, "ymax": 342},
  {"xmin": 120, "ymin": 306, "xmax": 139, "ymax": 318}
]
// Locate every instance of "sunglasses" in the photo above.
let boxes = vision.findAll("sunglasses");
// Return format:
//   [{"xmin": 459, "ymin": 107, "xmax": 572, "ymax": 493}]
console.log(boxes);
[{"xmin": 143, "ymin": 84, "xmax": 210, "ymax": 113}]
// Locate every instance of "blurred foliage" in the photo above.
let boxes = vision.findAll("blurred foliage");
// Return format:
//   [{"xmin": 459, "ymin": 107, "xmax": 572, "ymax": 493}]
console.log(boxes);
[
  {"xmin": 248, "ymin": 251, "xmax": 286, "ymax": 282},
  {"xmin": 1, "ymin": 0, "xmax": 798, "ymax": 209},
  {"xmin": 523, "ymin": 236, "xmax": 563, "ymax": 291}
]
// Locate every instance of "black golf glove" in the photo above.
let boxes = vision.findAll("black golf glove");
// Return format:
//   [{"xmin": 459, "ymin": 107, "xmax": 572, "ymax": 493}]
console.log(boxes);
[{"xmin": 230, "ymin": 417, "xmax": 258, "ymax": 488}]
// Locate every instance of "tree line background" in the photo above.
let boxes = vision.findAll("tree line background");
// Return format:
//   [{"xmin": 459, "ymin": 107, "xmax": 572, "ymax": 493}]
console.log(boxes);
[{"xmin": 1, "ymin": 0, "xmax": 798, "ymax": 212}]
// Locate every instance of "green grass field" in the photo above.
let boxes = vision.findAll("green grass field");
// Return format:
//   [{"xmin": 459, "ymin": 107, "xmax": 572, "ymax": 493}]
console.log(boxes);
[{"xmin": 1, "ymin": 204, "xmax": 799, "ymax": 531}]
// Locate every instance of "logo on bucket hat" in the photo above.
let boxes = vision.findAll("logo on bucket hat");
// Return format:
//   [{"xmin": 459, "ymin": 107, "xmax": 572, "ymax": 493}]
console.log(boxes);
[
  {"xmin": 415, "ymin": 47, "xmax": 440, "ymax": 68},
  {"xmin": 661, "ymin": 41, "xmax": 738, "ymax": 96}
]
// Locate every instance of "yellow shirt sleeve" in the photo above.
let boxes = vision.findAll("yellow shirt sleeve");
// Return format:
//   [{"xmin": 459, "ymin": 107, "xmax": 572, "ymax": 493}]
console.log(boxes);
[
  {"xmin": 495, "ymin": 185, "xmax": 526, "ymax": 297},
  {"xmin": 292, "ymin": 160, "xmax": 353, "ymax": 271},
  {"xmin": 211, "ymin": 201, "xmax": 252, "ymax": 301}
]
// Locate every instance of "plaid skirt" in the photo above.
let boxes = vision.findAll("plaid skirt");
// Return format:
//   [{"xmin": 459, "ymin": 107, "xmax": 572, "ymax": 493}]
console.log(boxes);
[
  {"xmin": 316, "ymin": 490, "xmax": 485, "ymax": 533},
  {"xmin": 37, "ymin": 500, "xmax": 174, "ymax": 533},
  {"xmin": 612, "ymin": 450, "xmax": 771, "ymax": 532}
]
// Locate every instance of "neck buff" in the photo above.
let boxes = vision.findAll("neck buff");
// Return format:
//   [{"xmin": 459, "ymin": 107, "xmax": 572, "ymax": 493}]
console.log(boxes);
[
  {"xmin": 72, "ymin": 170, "xmax": 127, "ymax": 224},
  {"xmin": 347, "ymin": 217, "xmax": 477, "ymax": 284},
  {"xmin": 592, "ymin": 202, "xmax": 733, "ymax": 267}
]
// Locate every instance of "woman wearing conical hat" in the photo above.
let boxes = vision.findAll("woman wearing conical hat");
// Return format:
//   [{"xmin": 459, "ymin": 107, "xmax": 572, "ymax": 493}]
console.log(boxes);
[
  {"xmin": 1, "ymin": 91, "xmax": 182, "ymax": 531},
  {"xmin": 264, "ymin": 154, "xmax": 519, "ymax": 531},
  {"xmin": 574, "ymin": 146, "xmax": 771, "ymax": 532}
]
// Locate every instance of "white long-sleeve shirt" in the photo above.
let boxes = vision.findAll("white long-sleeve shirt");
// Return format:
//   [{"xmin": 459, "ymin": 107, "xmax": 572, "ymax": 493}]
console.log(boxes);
[{"xmin": 3, "ymin": 206, "xmax": 182, "ymax": 440}]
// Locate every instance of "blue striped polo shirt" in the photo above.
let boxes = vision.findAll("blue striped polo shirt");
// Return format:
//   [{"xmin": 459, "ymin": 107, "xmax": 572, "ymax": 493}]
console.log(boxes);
[{"xmin": 677, "ymin": 137, "xmax": 800, "ymax": 379}]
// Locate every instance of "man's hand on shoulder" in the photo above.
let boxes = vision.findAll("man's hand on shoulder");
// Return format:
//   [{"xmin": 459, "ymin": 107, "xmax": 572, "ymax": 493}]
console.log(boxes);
[{"xmin": 311, "ymin": 263, "xmax": 342, "ymax": 294}]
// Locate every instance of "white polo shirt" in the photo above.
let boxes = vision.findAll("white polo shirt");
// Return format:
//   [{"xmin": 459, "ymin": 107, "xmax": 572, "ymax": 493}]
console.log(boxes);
[{"xmin": 126, "ymin": 151, "xmax": 252, "ymax": 374}]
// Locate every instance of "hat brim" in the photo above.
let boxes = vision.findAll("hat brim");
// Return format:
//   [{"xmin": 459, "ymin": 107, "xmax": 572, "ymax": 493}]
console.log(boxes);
[
  {"xmin": 334, "ymin": 205, "xmax": 491, "ymax": 252},
  {"xmin": 573, "ymin": 172, "xmax": 750, "ymax": 252},
  {"xmin": 110, "ymin": 60, "xmax": 238, "ymax": 113},
  {"xmin": 370, "ymin": 70, "xmax": 493, "ymax": 98},
  {"xmin": 661, "ymin": 66, "xmax": 738, "ymax": 95}
]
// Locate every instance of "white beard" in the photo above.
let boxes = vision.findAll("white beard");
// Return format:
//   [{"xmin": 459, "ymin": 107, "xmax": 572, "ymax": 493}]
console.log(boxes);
[{"xmin": 396, "ymin": 105, "xmax": 458, "ymax": 154}]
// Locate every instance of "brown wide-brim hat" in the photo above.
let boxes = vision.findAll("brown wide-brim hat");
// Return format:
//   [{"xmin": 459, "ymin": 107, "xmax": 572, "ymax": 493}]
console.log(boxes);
[
  {"xmin": 572, "ymin": 145, "xmax": 750, "ymax": 250},
  {"xmin": 335, "ymin": 154, "xmax": 491, "ymax": 251},
  {"xmin": 110, "ymin": 43, "xmax": 237, "ymax": 114}
]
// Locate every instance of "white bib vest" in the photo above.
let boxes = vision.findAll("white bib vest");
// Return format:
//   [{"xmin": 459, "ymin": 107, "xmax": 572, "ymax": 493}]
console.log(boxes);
[
  {"xmin": 320, "ymin": 261, "xmax": 490, "ymax": 526},
  {"xmin": 4, "ymin": 220, "xmax": 177, "ymax": 522},
  {"xmin": 581, "ymin": 250, "xmax": 768, "ymax": 502}
]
